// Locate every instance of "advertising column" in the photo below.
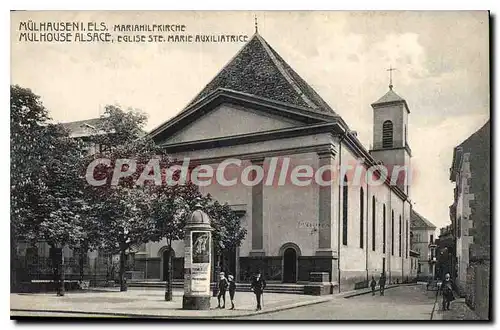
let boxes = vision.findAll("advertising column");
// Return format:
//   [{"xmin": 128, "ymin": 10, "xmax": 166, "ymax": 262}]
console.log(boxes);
[{"xmin": 182, "ymin": 203, "xmax": 213, "ymax": 310}]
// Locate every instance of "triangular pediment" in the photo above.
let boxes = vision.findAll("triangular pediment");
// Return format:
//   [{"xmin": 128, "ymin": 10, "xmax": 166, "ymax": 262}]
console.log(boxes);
[{"xmin": 162, "ymin": 102, "xmax": 305, "ymax": 145}]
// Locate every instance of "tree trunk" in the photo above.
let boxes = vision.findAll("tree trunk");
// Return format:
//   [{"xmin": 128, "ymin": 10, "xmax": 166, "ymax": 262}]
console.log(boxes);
[
  {"xmin": 119, "ymin": 249, "xmax": 127, "ymax": 292},
  {"xmin": 10, "ymin": 233, "xmax": 17, "ymax": 293},
  {"xmin": 164, "ymin": 248, "xmax": 173, "ymax": 301},
  {"xmin": 52, "ymin": 246, "xmax": 65, "ymax": 296},
  {"xmin": 212, "ymin": 251, "xmax": 221, "ymax": 297},
  {"xmin": 79, "ymin": 246, "xmax": 86, "ymax": 282}
]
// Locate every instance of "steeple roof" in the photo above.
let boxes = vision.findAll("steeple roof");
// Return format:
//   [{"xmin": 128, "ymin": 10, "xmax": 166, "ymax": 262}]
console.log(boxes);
[
  {"xmin": 185, "ymin": 33, "xmax": 337, "ymax": 116},
  {"xmin": 372, "ymin": 88, "xmax": 405, "ymax": 105}
]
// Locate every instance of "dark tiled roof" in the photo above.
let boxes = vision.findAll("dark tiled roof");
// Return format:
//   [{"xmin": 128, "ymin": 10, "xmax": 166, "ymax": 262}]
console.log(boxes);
[
  {"xmin": 186, "ymin": 33, "xmax": 337, "ymax": 116},
  {"xmin": 59, "ymin": 118, "xmax": 104, "ymax": 138},
  {"xmin": 458, "ymin": 120, "xmax": 490, "ymax": 151},
  {"xmin": 411, "ymin": 209, "xmax": 436, "ymax": 229}
]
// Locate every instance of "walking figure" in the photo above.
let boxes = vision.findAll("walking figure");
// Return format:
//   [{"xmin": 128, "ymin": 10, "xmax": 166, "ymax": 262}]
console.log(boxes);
[
  {"xmin": 379, "ymin": 273, "xmax": 386, "ymax": 296},
  {"xmin": 438, "ymin": 273, "xmax": 456, "ymax": 311},
  {"xmin": 370, "ymin": 276, "xmax": 377, "ymax": 296},
  {"xmin": 217, "ymin": 272, "xmax": 229, "ymax": 309},
  {"xmin": 228, "ymin": 274, "xmax": 236, "ymax": 310},
  {"xmin": 251, "ymin": 270, "xmax": 266, "ymax": 311}
]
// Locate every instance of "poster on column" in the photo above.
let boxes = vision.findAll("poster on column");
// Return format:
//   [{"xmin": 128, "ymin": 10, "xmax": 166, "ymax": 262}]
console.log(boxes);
[{"xmin": 190, "ymin": 231, "xmax": 211, "ymax": 296}]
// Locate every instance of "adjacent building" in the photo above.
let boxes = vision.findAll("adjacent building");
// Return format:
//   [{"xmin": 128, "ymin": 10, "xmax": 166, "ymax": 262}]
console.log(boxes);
[
  {"xmin": 435, "ymin": 225, "xmax": 455, "ymax": 281},
  {"xmin": 410, "ymin": 209, "xmax": 437, "ymax": 280},
  {"xmin": 449, "ymin": 120, "xmax": 490, "ymax": 319}
]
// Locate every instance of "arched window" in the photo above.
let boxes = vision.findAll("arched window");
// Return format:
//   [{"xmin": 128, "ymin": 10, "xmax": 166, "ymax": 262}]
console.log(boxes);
[
  {"xmin": 382, "ymin": 120, "xmax": 394, "ymax": 148},
  {"xmin": 399, "ymin": 215, "xmax": 402, "ymax": 257},
  {"xmin": 372, "ymin": 196, "xmax": 376, "ymax": 251},
  {"xmin": 406, "ymin": 220, "xmax": 409, "ymax": 258},
  {"xmin": 391, "ymin": 210, "xmax": 395, "ymax": 256},
  {"xmin": 360, "ymin": 188, "xmax": 364, "ymax": 249},
  {"xmin": 342, "ymin": 175, "xmax": 348, "ymax": 246},
  {"xmin": 383, "ymin": 205, "xmax": 386, "ymax": 253}
]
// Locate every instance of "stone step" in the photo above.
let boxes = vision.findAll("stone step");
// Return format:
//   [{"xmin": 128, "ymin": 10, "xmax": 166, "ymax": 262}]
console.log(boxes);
[{"xmin": 128, "ymin": 281, "xmax": 306, "ymax": 294}]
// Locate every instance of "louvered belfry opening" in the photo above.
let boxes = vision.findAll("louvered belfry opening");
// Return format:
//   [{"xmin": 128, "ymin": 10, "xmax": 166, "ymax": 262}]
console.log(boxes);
[{"xmin": 382, "ymin": 120, "xmax": 394, "ymax": 148}]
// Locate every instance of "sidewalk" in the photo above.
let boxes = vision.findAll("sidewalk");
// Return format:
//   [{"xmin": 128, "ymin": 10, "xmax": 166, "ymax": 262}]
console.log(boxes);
[
  {"xmin": 11, "ymin": 284, "xmax": 415, "ymax": 319},
  {"xmin": 11, "ymin": 288, "xmax": 332, "ymax": 319},
  {"xmin": 432, "ymin": 297, "xmax": 482, "ymax": 321}
]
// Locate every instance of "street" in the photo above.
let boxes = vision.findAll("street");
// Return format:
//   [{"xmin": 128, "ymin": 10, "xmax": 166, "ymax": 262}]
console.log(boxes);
[{"xmin": 238, "ymin": 284, "xmax": 437, "ymax": 320}]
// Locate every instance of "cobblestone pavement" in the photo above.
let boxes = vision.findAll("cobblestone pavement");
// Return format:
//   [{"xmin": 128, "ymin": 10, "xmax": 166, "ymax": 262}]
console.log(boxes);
[{"xmin": 238, "ymin": 284, "xmax": 437, "ymax": 320}]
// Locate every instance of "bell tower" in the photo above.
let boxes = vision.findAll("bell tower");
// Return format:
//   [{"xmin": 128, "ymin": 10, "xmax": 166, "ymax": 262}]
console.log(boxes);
[{"xmin": 369, "ymin": 69, "xmax": 411, "ymax": 195}]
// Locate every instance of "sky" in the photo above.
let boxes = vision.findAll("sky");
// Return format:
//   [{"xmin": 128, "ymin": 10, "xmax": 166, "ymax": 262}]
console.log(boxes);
[{"xmin": 11, "ymin": 11, "xmax": 490, "ymax": 232}]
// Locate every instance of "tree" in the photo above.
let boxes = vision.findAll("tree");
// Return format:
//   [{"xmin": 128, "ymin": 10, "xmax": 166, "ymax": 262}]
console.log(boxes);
[
  {"xmin": 148, "ymin": 178, "xmax": 203, "ymax": 301},
  {"xmin": 83, "ymin": 105, "xmax": 176, "ymax": 291},
  {"xmin": 205, "ymin": 198, "xmax": 247, "ymax": 292},
  {"xmin": 11, "ymin": 85, "xmax": 88, "ymax": 295}
]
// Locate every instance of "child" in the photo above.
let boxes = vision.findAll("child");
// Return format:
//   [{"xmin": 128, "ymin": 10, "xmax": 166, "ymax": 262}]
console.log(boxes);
[
  {"xmin": 228, "ymin": 275, "xmax": 236, "ymax": 310},
  {"xmin": 370, "ymin": 276, "xmax": 377, "ymax": 296}
]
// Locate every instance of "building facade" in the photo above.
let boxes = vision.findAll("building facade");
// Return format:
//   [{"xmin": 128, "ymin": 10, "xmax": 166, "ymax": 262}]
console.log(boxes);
[
  {"xmin": 410, "ymin": 209, "xmax": 437, "ymax": 280},
  {"xmin": 136, "ymin": 32, "xmax": 415, "ymax": 291},
  {"xmin": 449, "ymin": 120, "xmax": 490, "ymax": 319}
]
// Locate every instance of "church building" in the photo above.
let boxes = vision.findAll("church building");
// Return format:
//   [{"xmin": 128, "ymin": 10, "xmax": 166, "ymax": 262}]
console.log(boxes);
[{"xmin": 136, "ymin": 31, "xmax": 414, "ymax": 291}]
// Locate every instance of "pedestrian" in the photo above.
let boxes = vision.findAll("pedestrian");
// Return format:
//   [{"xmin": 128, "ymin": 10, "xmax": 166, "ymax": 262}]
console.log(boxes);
[
  {"xmin": 228, "ymin": 274, "xmax": 236, "ymax": 310},
  {"xmin": 439, "ymin": 273, "xmax": 456, "ymax": 311},
  {"xmin": 370, "ymin": 276, "xmax": 377, "ymax": 296},
  {"xmin": 217, "ymin": 272, "xmax": 229, "ymax": 309},
  {"xmin": 250, "ymin": 269, "xmax": 266, "ymax": 311},
  {"xmin": 379, "ymin": 272, "xmax": 386, "ymax": 296}
]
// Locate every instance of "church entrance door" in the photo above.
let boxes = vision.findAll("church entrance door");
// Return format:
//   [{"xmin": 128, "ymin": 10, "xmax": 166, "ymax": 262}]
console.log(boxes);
[{"xmin": 283, "ymin": 248, "xmax": 297, "ymax": 283}]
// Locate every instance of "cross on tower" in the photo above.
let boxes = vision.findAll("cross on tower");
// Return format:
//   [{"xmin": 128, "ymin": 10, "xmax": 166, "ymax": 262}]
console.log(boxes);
[
  {"xmin": 255, "ymin": 15, "xmax": 258, "ymax": 34},
  {"xmin": 387, "ymin": 65, "xmax": 397, "ymax": 90}
]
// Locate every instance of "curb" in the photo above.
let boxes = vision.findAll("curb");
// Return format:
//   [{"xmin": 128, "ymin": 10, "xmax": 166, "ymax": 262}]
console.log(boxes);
[{"xmin": 342, "ymin": 283, "xmax": 417, "ymax": 299}]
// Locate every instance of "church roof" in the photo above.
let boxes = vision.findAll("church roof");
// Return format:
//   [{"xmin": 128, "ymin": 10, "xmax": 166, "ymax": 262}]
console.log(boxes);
[
  {"xmin": 372, "ymin": 88, "xmax": 405, "ymax": 106},
  {"xmin": 185, "ymin": 33, "xmax": 337, "ymax": 116},
  {"xmin": 410, "ymin": 209, "xmax": 436, "ymax": 229}
]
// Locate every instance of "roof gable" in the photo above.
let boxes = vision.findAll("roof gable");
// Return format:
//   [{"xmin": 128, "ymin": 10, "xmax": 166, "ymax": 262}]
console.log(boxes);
[
  {"xmin": 410, "ymin": 209, "xmax": 436, "ymax": 229},
  {"xmin": 185, "ymin": 33, "xmax": 336, "ymax": 115}
]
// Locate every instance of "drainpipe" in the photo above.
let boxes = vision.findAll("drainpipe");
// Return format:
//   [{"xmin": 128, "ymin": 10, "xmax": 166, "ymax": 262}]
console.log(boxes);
[
  {"xmin": 402, "ymin": 198, "xmax": 405, "ymax": 282},
  {"xmin": 337, "ymin": 132, "xmax": 347, "ymax": 293},
  {"xmin": 388, "ymin": 188, "xmax": 392, "ymax": 283},
  {"xmin": 365, "ymin": 173, "xmax": 369, "ymax": 284}
]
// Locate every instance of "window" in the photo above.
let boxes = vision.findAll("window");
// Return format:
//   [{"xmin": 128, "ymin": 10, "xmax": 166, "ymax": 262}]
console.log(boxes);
[
  {"xmin": 372, "ymin": 197, "xmax": 376, "ymax": 251},
  {"xmin": 399, "ymin": 216, "xmax": 402, "ymax": 257},
  {"xmin": 383, "ymin": 204, "xmax": 386, "ymax": 253},
  {"xmin": 342, "ymin": 175, "xmax": 348, "ymax": 246},
  {"xmin": 360, "ymin": 188, "xmax": 364, "ymax": 249},
  {"xmin": 406, "ymin": 220, "xmax": 409, "ymax": 258},
  {"xmin": 404, "ymin": 124, "xmax": 407, "ymax": 145},
  {"xmin": 391, "ymin": 210, "xmax": 395, "ymax": 256},
  {"xmin": 382, "ymin": 120, "xmax": 394, "ymax": 148},
  {"xmin": 430, "ymin": 234, "xmax": 434, "ymax": 244}
]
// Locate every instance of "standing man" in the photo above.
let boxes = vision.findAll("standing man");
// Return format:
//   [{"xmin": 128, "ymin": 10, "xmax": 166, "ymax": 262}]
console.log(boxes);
[
  {"xmin": 228, "ymin": 275, "xmax": 236, "ymax": 310},
  {"xmin": 370, "ymin": 276, "xmax": 377, "ymax": 296},
  {"xmin": 217, "ymin": 272, "xmax": 229, "ymax": 309},
  {"xmin": 439, "ymin": 273, "xmax": 456, "ymax": 311},
  {"xmin": 378, "ymin": 272, "xmax": 386, "ymax": 296},
  {"xmin": 250, "ymin": 270, "xmax": 266, "ymax": 311}
]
